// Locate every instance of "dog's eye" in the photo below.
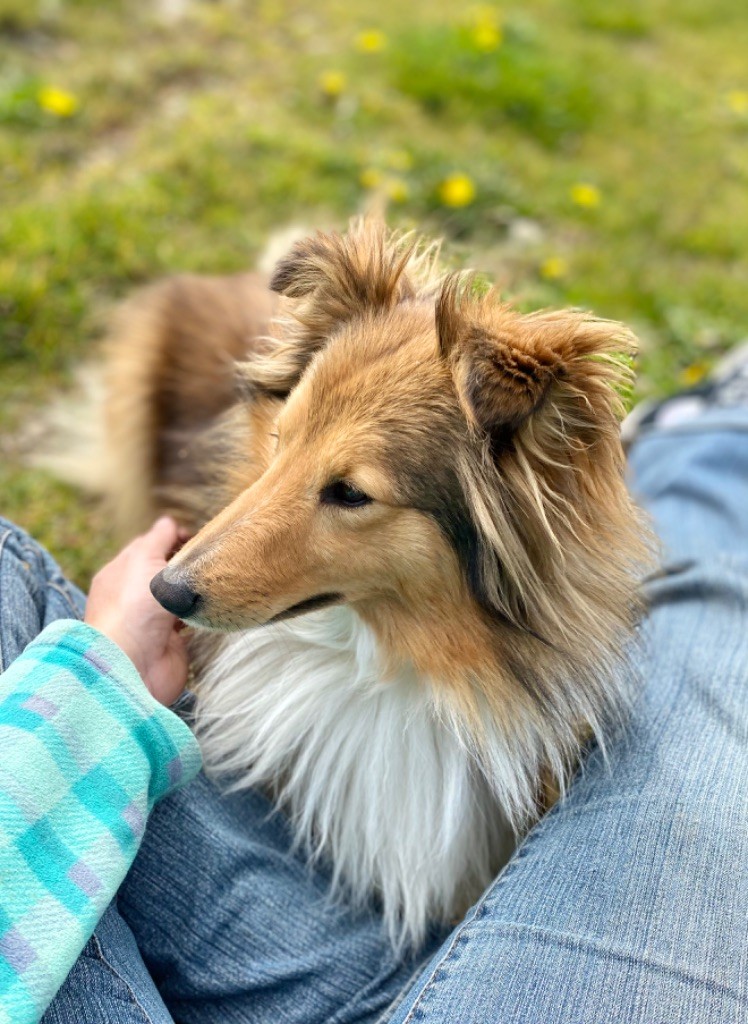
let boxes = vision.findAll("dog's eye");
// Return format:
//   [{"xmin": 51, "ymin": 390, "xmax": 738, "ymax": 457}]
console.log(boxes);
[{"xmin": 320, "ymin": 481, "xmax": 372, "ymax": 508}]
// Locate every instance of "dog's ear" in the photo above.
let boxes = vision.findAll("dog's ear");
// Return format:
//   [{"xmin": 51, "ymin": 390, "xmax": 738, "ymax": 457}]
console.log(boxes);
[
  {"xmin": 437, "ymin": 273, "xmax": 648, "ymax": 668},
  {"xmin": 270, "ymin": 218, "xmax": 417, "ymax": 333},
  {"xmin": 437, "ymin": 273, "xmax": 635, "ymax": 452},
  {"xmin": 238, "ymin": 219, "xmax": 418, "ymax": 400}
]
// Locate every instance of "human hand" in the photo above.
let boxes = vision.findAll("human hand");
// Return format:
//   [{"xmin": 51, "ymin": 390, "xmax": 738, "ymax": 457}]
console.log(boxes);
[{"xmin": 85, "ymin": 517, "xmax": 191, "ymax": 706}]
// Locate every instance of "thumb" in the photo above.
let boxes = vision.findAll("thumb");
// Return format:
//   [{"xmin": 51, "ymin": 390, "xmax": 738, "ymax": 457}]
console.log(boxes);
[{"xmin": 141, "ymin": 516, "xmax": 181, "ymax": 560}]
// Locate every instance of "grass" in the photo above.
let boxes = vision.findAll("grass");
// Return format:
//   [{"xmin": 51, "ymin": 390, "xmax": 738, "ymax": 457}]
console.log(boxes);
[{"xmin": 2, "ymin": 0, "xmax": 748, "ymax": 584}]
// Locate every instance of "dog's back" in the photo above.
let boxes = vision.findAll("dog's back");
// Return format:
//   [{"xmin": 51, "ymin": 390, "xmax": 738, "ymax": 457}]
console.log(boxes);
[{"xmin": 104, "ymin": 271, "xmax": 276, "ymax": 535}]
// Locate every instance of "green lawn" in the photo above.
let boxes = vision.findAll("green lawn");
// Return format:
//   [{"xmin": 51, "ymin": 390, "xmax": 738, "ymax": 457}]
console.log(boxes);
[{"xmin": 2, "ymin": 0, "xmax": 748, "ymax": 584}]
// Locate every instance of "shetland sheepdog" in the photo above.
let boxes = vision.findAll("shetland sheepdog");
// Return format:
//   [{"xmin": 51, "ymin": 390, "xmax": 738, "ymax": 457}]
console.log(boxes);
[{"xmin": 103, "ymin": 217, "xmax": 650, "ymax": 950}]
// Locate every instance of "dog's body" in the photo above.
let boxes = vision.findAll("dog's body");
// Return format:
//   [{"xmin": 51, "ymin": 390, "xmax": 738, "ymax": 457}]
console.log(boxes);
[{"xmin": 104, "ymin": 219, "xmax": 650, "ymax": 949}]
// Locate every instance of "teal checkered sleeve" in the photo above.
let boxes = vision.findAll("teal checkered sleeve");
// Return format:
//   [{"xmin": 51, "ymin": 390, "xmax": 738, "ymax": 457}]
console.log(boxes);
[{"xmin": 0, "ymin": 620, "xmax": 203, "ymax": 1024}]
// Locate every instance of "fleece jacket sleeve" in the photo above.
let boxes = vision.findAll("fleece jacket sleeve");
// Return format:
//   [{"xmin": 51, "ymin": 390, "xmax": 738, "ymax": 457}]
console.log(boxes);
[{"xmin": 0, "ymin": 619, "xmax": 202, "ymax": 1024}]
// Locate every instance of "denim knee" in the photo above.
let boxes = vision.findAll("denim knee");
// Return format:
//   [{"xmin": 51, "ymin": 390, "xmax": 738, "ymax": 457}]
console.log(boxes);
[{"xmin": 0, "ymin": 517, "xmax": 85, "ymax": 671}]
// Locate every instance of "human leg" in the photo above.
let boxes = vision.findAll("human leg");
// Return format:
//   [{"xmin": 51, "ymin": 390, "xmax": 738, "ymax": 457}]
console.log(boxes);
[
  {"xmin": 117, "ymin": 770, "xmax": 442, "ymax": 1024},
  {"xmin": 384, "ymin": 407, "xmax": 748, "ymax": 1023},
  {"xmin": 0, "ymin": 517, "xmax": 85, "ymax": 671},
  {"xmin": 40, "ymin": 904, "xmax": 173, "ymax": 1024}
]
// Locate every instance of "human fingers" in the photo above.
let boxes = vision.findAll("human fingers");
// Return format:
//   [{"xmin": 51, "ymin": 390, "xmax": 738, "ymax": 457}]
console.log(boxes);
[{"xmin": 139, "ymin": 516, "xmax": 181, "ymax": 560}]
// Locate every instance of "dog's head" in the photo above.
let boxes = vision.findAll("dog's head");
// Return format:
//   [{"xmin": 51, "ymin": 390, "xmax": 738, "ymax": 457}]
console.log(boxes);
[{"xmin": 153, "ymin": 218, "xmax": 648, "ymax": 684}]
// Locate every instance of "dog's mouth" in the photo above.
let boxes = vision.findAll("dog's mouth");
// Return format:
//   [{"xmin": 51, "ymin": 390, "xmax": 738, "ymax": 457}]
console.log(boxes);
[{"xmin": 265, "ymin": 592, "xmax": 343, "ymax": 624}]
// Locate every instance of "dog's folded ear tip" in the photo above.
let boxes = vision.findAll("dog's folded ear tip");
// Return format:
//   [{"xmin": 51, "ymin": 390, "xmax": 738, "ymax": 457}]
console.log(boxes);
[
  {"xmin": 269, "ymin": 231, "xmax": 342, "ymax": 297},
  {"xmin": 268, "ymin": 265, "xmax": 290, "ymax": 294},
  {"xmin": 269, "ymin": 259, "xmax": 307, "ymax": 297}
]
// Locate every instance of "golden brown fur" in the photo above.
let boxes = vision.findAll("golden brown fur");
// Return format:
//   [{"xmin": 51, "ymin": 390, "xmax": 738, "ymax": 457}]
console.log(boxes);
[{"xmin": 103, "ymin": 218, "xmax": 652, "ymax": 939}]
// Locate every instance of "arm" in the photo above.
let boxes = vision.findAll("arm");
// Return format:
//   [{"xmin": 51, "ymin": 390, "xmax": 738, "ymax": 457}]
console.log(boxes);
[{"xmin": 0, "ymin": 518, "xmax": 202, "ymax": 1024}]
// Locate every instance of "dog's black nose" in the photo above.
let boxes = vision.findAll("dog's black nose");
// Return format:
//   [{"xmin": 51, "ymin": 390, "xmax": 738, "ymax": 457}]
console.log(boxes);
[{"xmin": 150, "ymin": 570, "xmax": 201, "ymax": 619}]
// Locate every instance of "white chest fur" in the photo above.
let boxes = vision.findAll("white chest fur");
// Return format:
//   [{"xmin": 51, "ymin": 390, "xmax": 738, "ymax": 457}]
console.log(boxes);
[{"xmin": 193, "ymin": 606, "xmax": 518, "ymax": 949}]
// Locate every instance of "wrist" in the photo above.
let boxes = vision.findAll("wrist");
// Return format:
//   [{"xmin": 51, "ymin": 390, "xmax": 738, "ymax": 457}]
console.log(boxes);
[{"xmin": 84, "ymin": 615, "xmax": 145, "ymax": 679}]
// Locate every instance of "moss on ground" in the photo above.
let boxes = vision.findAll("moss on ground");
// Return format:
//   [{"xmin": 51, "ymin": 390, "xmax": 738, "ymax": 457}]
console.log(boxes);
[{"xmin": 2, "ymin": 0, "xmax": 748, "ymax": 584}]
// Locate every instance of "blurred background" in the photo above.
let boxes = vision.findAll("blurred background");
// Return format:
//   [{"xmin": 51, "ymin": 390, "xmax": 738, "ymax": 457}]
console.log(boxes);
[{"xmin": 2, "ymin": 0, "xmax": 748, "ymax": 583}]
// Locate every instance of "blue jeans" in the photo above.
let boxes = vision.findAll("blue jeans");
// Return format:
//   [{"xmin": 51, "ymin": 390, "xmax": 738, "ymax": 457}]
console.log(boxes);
[{"xmin": 5, "ymin": 407, "xmax": 748, "ymax": 1022}]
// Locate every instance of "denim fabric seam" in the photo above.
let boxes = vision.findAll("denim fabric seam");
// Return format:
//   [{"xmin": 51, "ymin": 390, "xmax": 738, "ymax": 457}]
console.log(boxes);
[
  {"xmin": 8, "ymin": 526, "xmax": 48, "ymax": 581},
  {"xmin": 515, "ymin": 791, "xmax": 714, "ymax": 829},
  {"xmin": 0, "ymin": 524, "xmax": 84, "ymax": 673},
  {"xmin": 354, "ymin": 789, "xmax": 574, "ymax": 1023},
  {"xmin": 396, "ymin": 794, "xmax": 605, "ymax": 1022},
  {"xmin": 400, "ymin": 915, "xmax": 747, "ymax": 1023},
  {"xmin": 399, "ymin": 885, "xmax": 500, "ymax": 1023},
  {"xmin": 87, "ymin": 932, "xmax": 158, "ymax": 1024},
  {"xmin": 431, "ymin": 921, "xmax": 746, "ymax": 1012},
  {"xmin": 47, "ymin": 580, "xmax": 85, "ymax": 620},
  {"xmin": 373, "ymin": 956, "xmax": 440, "ymax": 1024}
]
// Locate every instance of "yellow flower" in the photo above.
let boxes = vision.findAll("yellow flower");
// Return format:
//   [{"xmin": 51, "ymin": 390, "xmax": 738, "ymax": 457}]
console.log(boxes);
[
  {"xmin": 359, "ymin": 167, "xmax": 383, "ymax": 189},
  {"xmin": 727, "ymin": 90, "xmax": 748, "ymax": 115},
  {"xmin": 540, "ymin": 256, "xmax": 569, "ymax": 281},
  {"xmin": 570, "ymin": 182, "xmax": 601, "ymax": 209},
  {"xmin": 318, "ymin": 70, "xmax": 347, "ymax": 97},
  {"xmin": 680, "ymin": 362, "xmax": 708, "ymax": 387},
  {"xmin": 385, "ymin": 149, "xmax": 413, "ymax": 171},
  {"xmin": 385, "ymin": 177, "xmax": 409, "ymax": 203},
  {"xmin": 438, "ymin": 173, "xmax": 477, "ymax": 208},
  {"xmin": 355, "ymin": 29, "xmax": 387, "ymax": 53},
  {"xmin": 37, "ymin": 86, "xmax": 79, "ymax": 118},
  {"xmin": 471, "ymin": 22, "xmax": 503, "ymax": 52}
]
